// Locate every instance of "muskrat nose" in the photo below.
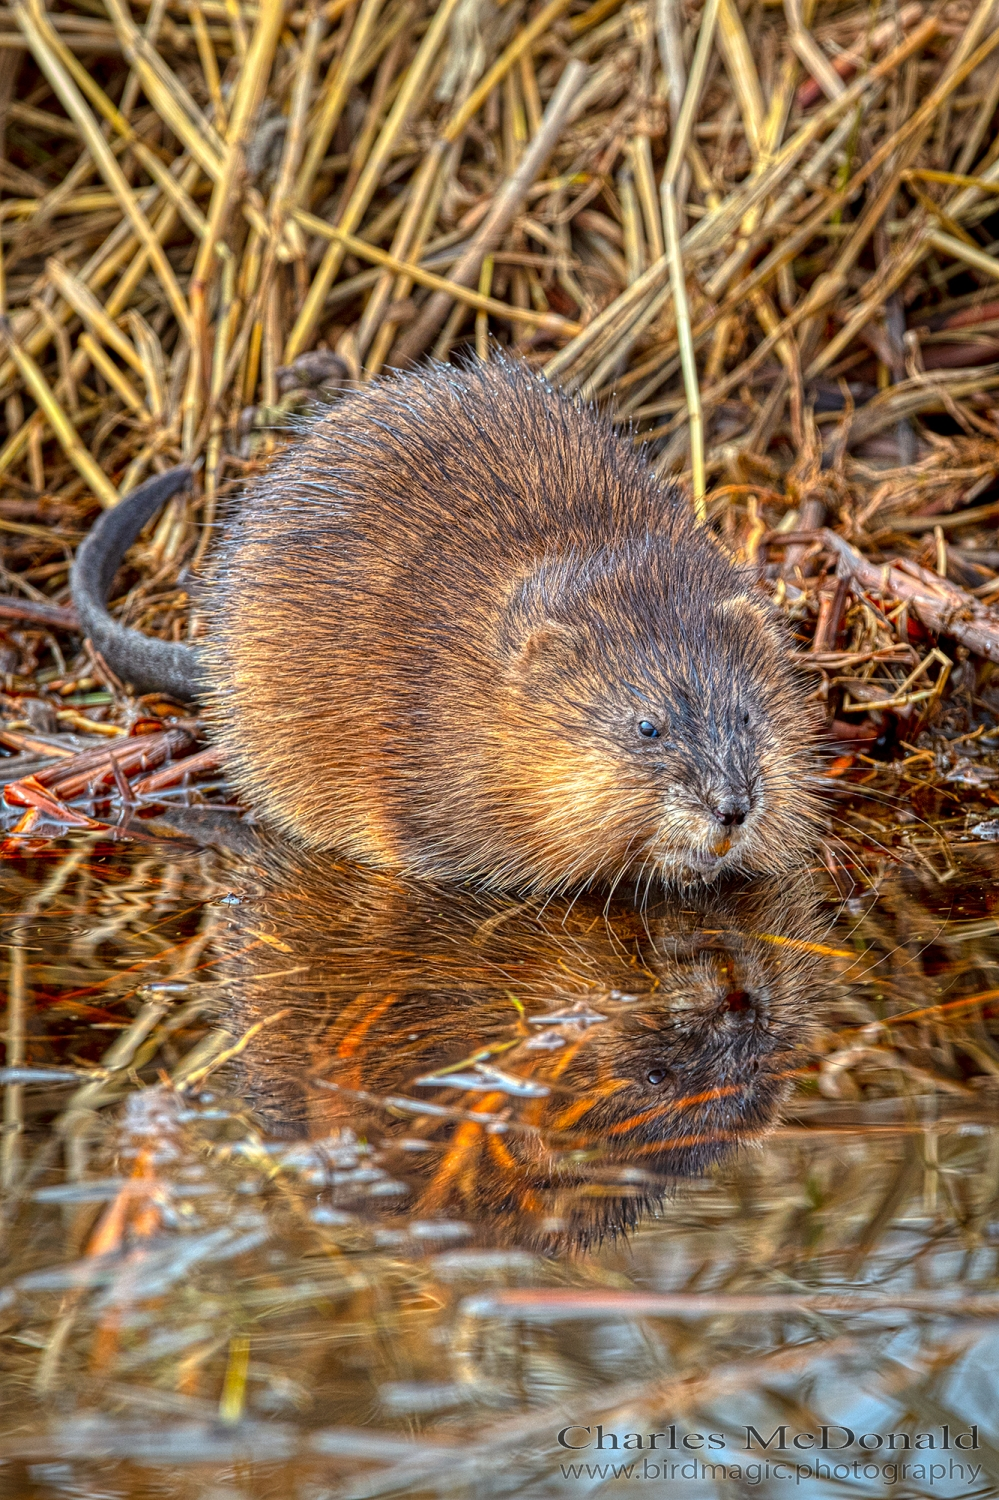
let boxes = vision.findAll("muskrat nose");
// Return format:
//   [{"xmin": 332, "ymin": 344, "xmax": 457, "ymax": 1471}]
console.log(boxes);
[{"xmin": 710, "ymin": 796, "xmax": 750, "ymax": 828}]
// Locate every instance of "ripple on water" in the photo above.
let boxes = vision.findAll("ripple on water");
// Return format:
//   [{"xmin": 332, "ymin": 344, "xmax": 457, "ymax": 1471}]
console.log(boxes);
[{"xmin": 1, "ymin": 807, "xmax": 998, "ymax": 1499}]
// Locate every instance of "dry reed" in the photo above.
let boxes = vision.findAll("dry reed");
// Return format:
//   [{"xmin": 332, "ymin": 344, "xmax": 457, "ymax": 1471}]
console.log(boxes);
[{"xmin": 0, "ymin": 0, "xmax": 996, "ymax": 985}]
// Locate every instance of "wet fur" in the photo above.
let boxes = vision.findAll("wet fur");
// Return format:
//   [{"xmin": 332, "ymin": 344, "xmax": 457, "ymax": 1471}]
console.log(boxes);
[
  {"xmin": 206, "ymin": 357, "xmax": 817, "ymax": 889},
  {"xmin": 230, "ymin": 853, "xmax": 825, "ymax": 1248},
  {"xmin": 72, "ymin": 356, "xmax": 818, "ymax": 891}
]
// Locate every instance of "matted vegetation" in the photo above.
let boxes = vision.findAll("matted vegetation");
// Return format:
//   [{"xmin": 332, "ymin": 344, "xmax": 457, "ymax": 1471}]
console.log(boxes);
[
  {"xmin": 1, "ymin": 0, "xmax": 999, "ymax": 826},
  {"xmin": 2, "ymin": 0, "xmax": 999, "ymax": 1493}
]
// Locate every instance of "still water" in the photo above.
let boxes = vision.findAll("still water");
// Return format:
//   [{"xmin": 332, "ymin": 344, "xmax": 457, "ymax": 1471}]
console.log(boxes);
[{"xmin": 1, "ymin": 803, "xmax": 999, "ymax": 1499}]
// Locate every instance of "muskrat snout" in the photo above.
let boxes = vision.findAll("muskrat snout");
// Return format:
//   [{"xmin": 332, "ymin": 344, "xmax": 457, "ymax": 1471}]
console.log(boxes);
[
  {"xmin": 709, "ymin": 793, "xmax": 752, "ymax": 829},
  {"xmin": 665, "ymin": 815, "xmax": 753, "ymax": 880},
  {"xmin": 652, "ymin": 752, "xmax": 779, "ymax": 883}
]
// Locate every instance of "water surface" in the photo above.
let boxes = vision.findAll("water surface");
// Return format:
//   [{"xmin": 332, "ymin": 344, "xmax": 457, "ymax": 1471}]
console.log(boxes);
[{"xmin": 2, "ymin": 802, "xmax": 999, "ymax": 1499}]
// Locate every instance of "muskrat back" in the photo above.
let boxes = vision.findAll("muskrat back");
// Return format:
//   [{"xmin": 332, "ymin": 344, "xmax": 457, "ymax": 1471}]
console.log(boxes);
[
  {"xmin": 203, "ymin": 358, "xmax": 816, "ymax": 888},
  {"xmin": 72, "ymin": 357, "xmax": 817, "ymax": 890}
]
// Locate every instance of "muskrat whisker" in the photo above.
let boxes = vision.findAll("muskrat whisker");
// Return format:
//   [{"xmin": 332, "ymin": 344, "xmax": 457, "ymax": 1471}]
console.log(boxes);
[
  {"xmin": 819, "ymin": 809, "xmax": 923, "ymax": 873},
  {"xmin": 828, "ymin": 910, "xmax": 954, "ymax": 991}
]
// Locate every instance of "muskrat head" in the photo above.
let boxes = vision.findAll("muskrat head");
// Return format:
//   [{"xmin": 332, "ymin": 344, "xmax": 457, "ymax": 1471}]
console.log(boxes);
[{"xmin": 495, "ymin": 544, "xmax": 818, "ymax": 891}]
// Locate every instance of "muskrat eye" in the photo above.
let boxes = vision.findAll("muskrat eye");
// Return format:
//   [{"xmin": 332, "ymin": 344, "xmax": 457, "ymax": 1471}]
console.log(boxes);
[
  {"xmin": 742, "ymin": 710, "xmax": 750, "ymax": 726},
  {"xmin": 647, "ymin": 1068, "xmax": 667, "ymax": 1085},
  {"xmin": 638, "ymin": 720, "xmax": 660, "ymax": 739}
]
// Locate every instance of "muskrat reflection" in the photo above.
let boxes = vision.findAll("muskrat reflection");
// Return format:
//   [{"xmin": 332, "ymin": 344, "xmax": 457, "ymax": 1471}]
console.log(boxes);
[{"xmin": 228, "ymin": 858, "xmax": 824, "ymax": 1247}]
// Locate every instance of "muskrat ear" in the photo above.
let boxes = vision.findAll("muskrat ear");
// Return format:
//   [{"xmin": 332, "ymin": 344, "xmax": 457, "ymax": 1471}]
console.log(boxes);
[
  {"xmin": 513, "ymin": 621, "xmax": 575, "ymax": 672},
  {"xmin": 717, "ymin": 593, "xmax": 787, "ymax": 649},
  {"xmin": 500, "ymin": 573, "xmax": 576, "ymax": 672}
]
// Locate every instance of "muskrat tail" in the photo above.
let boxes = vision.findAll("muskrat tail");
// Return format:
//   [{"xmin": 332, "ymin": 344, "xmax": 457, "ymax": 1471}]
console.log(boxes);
[{"xmin": 70, "ymin": 464, "xmax": 203, "ymax": 701}]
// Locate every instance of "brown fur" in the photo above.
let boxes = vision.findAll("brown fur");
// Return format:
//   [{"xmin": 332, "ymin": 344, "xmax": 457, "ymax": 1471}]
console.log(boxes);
[
  {"xmin": 230, "ymin": 853, "xmax": 825, "ymax": 1246},
  {"xmin": 205, "ymin": 357, "xmax": 817, "ymax": 891}
]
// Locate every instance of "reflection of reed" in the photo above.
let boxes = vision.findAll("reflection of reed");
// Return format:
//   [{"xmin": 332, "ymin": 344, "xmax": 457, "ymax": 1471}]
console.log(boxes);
[
  {"xmin": 2, "ymin": 836, "xmax": 999, "ymax": 1472},
  {"xmin": 230, "ymin": 856, "xmax": 826, "ymax": 1246}
]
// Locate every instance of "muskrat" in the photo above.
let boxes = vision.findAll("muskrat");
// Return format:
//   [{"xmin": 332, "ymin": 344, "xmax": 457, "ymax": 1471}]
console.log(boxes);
[
  {"xmin": 227, "ymin": 851, "xmax": 823, "ymax": 1245},
  {"xmin": 71, "ymin": 357, "xmax": 817, "ymax": 891}
]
